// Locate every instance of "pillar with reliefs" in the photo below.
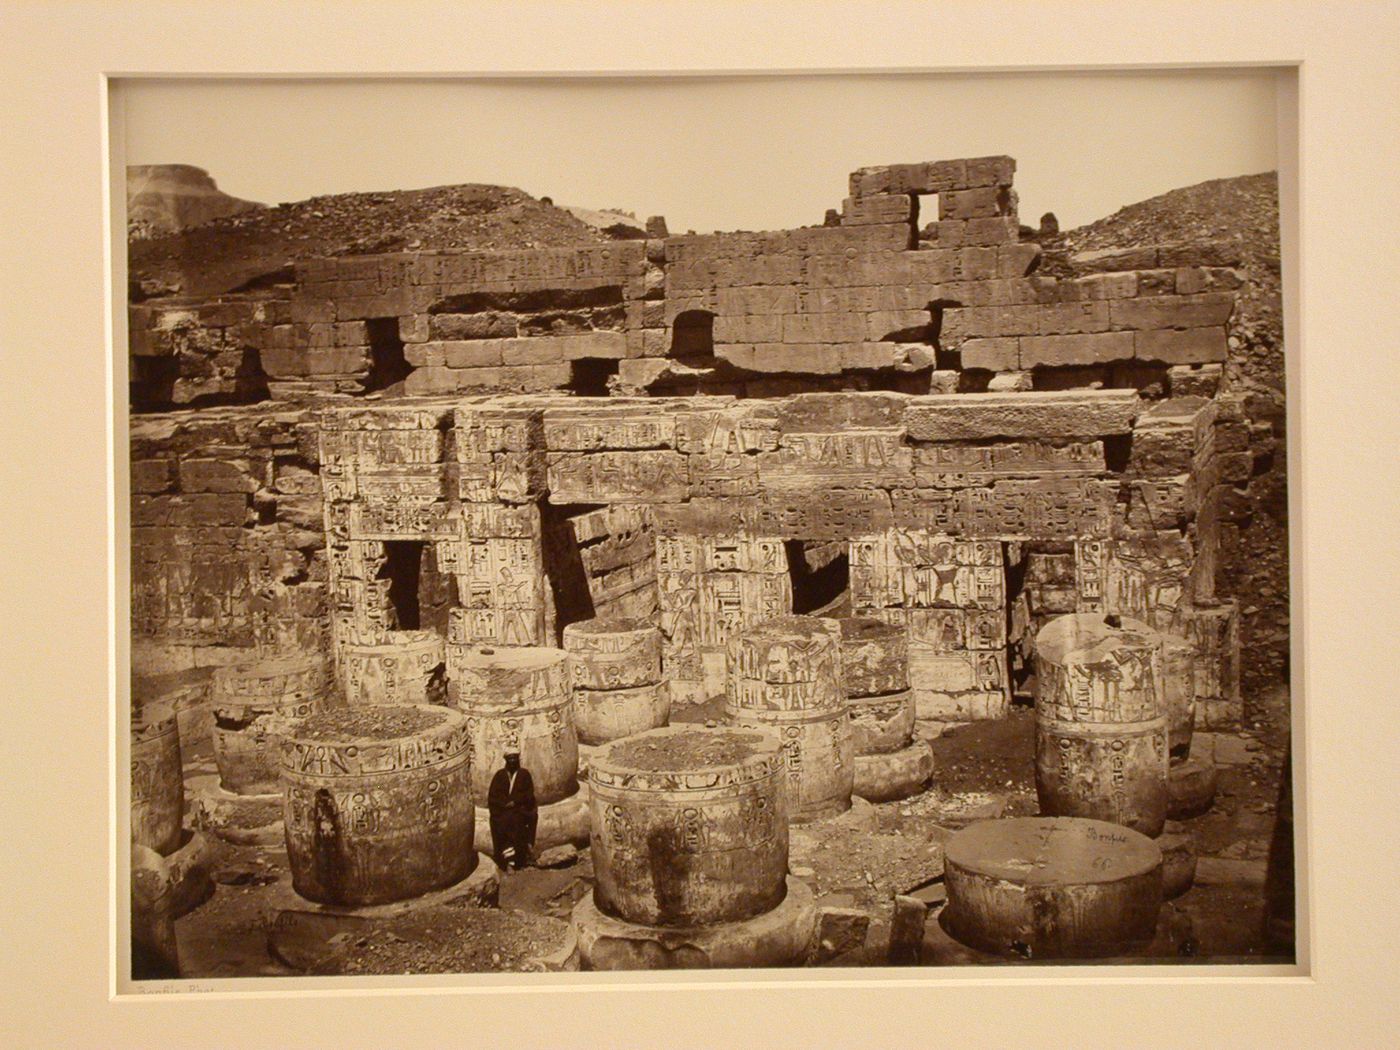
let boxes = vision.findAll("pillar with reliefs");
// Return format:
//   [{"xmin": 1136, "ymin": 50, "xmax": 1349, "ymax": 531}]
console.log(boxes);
[
  {"xmin": 1034, "ymin": 613, "xmax": 1169, "ymax": 837},
  {"xmin": 211, "ymin": 654, "xmax": 330, "ymax": 796},
  {"xmin": 829, "ymin": 616, "xmax": 933, "ymax": 802},
  {"xmin": 572, "ymin": 724, "xmax": 818, "ymax": 969},
  {"xmin": 563, "ymin": 618, "xmax": 669, "ymax": 746},
  {"xmin": 339, "ymin": 629, "xmax": 445, "ymax": 707},
  {"xmin": 279, "ymin": 704, "xmax": 476, "ymax": 907},
  {"xmin": 131, "ymin": 700, "xmax": 184, "ymax": 856},
  {"xmin": 725, "ymin": 615, "xmax": 853, "ymax": 823}
]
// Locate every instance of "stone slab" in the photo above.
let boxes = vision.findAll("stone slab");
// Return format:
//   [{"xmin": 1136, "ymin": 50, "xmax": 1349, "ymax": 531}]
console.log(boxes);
[{"xmin": 903, "ymin": 390, "xmax": 1140, "ymax": 441}]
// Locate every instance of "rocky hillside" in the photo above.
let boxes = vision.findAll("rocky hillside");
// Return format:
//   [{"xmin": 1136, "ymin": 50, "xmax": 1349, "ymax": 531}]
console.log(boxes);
[
  {"xmin": 129, "ymin": 179, "xmax": 614, "ymax": 299},
  {"xmin": 1054, "ymin": 173, "xmax": 1283, "ymax": 420},
  {"xmin": 1055, "ymin": 173, "xmax": 1288, "ymax": 709},
  {"xmin": 127, "ymin": 164, "xmax": 264, "ymax": 241}
]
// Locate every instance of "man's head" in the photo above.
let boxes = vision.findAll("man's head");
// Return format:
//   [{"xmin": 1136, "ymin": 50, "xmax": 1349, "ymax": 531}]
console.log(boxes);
[{"xmin": 504, "ymin": 752, "xmax": 520, "ymax": 772}]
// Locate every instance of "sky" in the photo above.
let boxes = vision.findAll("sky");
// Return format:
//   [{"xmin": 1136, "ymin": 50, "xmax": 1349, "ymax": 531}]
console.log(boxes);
[{"xmin": 115, "ymin": 70, "xmax": 1280, "ymax": 235}]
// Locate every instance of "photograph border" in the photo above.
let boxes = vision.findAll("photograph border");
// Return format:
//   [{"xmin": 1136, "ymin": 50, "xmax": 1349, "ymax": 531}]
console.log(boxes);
[{"xmin": 3, "ymin": 2, "xmax": 1397, "ymax": 1046}]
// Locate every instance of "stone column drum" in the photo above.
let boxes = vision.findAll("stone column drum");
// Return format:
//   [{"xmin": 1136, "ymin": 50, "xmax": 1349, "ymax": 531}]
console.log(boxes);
[
  {"xmin": 340, "ymin": 630, "xmax": 445, "ymax": 706},
  {"xmin": 725, "ymin": 615, "xmax": 854, "ymax": 823},
  {"xmin": 834, "ymin": 616, "xmax": 914, "ymax": 754},
  {"xmin": 588, "ymin": 725, "xmax": 788, "ymax": 927},
  {"xmin": 831, "ymin": 616, "xmax": 933, "ymax": 803},
  {"xmin": 279, "ymin": 705, "xmax": 476, "ymax": 907},
  {"xmin": 211, "ymin": 654, "xmax": 329, "ymax": 795},
  {"xmin": 563, "ymin": 618, "xmax": 669, "ymax": 746},
  {"xmin": 1034, "ymin": 613, "xmax": 1169, "ymax": 837},
  {"xmin": 944, "ymin": 816, "xmax": 1163, "ymax": 958},
  {"xmin": 131, "ymin": 700, "xmax": 184, "ymax": 856},
  {"xmin": 447, "ymin": 643, "xmax": 579, "ymax": 805}
]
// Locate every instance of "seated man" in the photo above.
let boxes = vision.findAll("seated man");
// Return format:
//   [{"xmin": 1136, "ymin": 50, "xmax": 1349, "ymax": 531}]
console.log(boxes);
[{"xmin": 486, "ymin": 751, "xmax": 537, "ymax": 871}]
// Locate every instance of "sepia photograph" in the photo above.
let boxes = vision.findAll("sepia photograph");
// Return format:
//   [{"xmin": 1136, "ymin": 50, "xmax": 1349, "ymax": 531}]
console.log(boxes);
[
  {"xmin": 117, "ymin": 69, "xmax": 1298, "ymax": 984},
  {"xmin": 9, "ymin": 1, "xmax": 1400, "ymax": 1045}
]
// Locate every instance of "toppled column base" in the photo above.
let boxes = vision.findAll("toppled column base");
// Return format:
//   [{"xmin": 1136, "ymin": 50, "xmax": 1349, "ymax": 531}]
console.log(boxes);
[
  {"xmin": 853, "ymin": 739, "xmax": 935, "ymax": 803},
  {"xmin": 271, "ymin": 854, "xmax": 501, "ymax": 925},
  {"xmin": 473, "ymin": 784, "xmax": 591, "ymax": 859},
  {"xmin": 1167, "ymin": 758, "xmax": 1220, "ymax": 820},
  {"xmin": 190, "ymin": 773, "xmax": 282, "ymax": 846},
  {"xmin": 1157, "ymin": 823, "xmax": 1198, "ymax": 900},
  {"xmin": 572, "ymin": 877, "xmax": 819, "ymax": 970}
]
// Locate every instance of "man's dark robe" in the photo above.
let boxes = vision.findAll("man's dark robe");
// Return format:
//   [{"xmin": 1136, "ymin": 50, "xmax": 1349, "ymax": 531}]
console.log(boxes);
[{"xmin": 486, "ymin": 765, "xmax": 537, "ymax": 869}]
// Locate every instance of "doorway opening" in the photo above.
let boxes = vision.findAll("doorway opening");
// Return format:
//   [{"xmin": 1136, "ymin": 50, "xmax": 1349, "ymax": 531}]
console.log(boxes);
[{"xmin": 785, "ymin": 539, "xmax": 850, "ymax": 616}]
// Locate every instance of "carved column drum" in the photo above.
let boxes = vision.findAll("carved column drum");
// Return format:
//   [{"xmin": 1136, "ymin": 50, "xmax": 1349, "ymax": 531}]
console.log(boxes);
[
  {"xmin": 725, "ymin": 615, "xmax": 853, "ymax": 822},
  {"xmin": 339, "ymin": 630, "xmax": 445, "ymax": 707},
  {"xmin": 131, "ymin": 701, "xmax": 184, "ymax": 855},
  {"xmin": 1034, "ymin": 613, "xmax": 1169, "ymax": 837},
  {"xmin": 447, "ymin": 644, "xmax": 578, "ymax": 805},
  {"xmin": 279, "ymin": 705, "xmax": 476, "ymax": 907},
  {"xmin": 211, "ymin": 654, "xmax": 329, "ymax": 795},
  {"xmin": 944, "ymin": 816, "xmax": 1163, "ymax": 958},
  {"xmin": 563, "ymin": 618, "xmax": 663, "ymax": 690},
  {"xmin": 831, "ymin": 616, "xmax": 915, "ymax": 755},
  {"xmin": 1161, "ymin": 634, "xmax": 1197, "ymax": 761},
  {"xmin": 564, "ymin": 618, "xmax": 669, "ymax": 746},
  {"xmin": 588, "ymin": 725, "xmax": 788, "ymax": 927}
]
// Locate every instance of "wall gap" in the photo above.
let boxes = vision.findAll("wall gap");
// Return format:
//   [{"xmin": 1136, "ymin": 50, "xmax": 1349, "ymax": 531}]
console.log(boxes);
[
  {"xmin": 785, "ymin": 539, "xmax": 850, "ymax": 615},
  {"xmin": 377, "ymin": 539, "xmax": 425, "ymax": 630},
  {"xmin": 362, "ymin": 317, "xmax": 411, "ymax": 394}
]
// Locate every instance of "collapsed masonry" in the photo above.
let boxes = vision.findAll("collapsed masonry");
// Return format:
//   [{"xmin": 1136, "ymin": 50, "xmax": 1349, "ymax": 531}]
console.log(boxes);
[{"xmin": 128, "ymin": 156, "xmax": 1247, "ymax": 729}]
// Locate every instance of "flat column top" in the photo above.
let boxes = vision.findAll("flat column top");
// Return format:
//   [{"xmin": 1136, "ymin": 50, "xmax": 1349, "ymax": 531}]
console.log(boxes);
[{"xmin": 946, "ymin": 816, "xmax": 1161, "ymax": 885}]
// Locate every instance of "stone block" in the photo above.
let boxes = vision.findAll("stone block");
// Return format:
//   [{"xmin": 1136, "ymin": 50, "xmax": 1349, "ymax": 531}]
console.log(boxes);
[
  {"xmin": 178, "ymin": 458, "xmax": 257, "ymax": 494},
  {"xmin": 960, "ymin": 337, "xmax": 1019, "ymax": 372},
  {"xmin": 429, "ymin": 312, "xmax": 518, "ymax": 341},
  {"xmin": 1174, "ymin": 266, "xmax": 1244, "ymax": 294},
  {"xmin": 397, "ymin": 313, "xmax": 429, "ymax": 343},
  {"xmin": 714, "ymin": 314, "xmax": 785, "ymax": 343},
  {"xmin": 288, "ymin": 298, "xmax": 337, "ymax": 325},
  {"xmin": 1167, "ymin": 363, "xmax": 1223, "ymax": 398},
  {"xmin": 1070, "ymin": 246, "xmax": 1160, "ymax": 273},
  {"xmin": 1134, "ymin": 327, "xmax": 1228, "ymax": 364},
  {"xmin": 814, "ymin": 907, "xmax": 872, "ymax": 961},
  {"xmin": 1134, "ymin": 269, "xmax": 1177, "ymax": 295},
  {"xmin": 987, "ymin": 371, "xmax": 1033, "ymax": 392},
  {"xmin": 1036, "ymin": 301, "xmax": 1112, "ymax": 336},
  {"xmin": 1075, "ymin": 272, "xmax": 1139, "ymax": 300},
  {"xmin": 1109, "ymin": 293, "xmax": 1235, "ymax": 331},
  {"xmin": 260, "ymin": 346, "xmax": 369, "ymax": 377},
  {"xmin": 842, "ymin": 193, "xmax": 915, "ymax": 225},
  {"xmin": 997, "ymin": 243, "xmax": 1043, "ymax": 279},
  {"xmin": 781, "ymin": 313, "xmax": 869, "ymax": 344},
  {"xmin": 963, "ymin": 216, "xmax": 1019, "ymax": 245},
  {"xmin": 939, "ymin": 186, "xmax": 1013, "ymax": 220},
  {"xmin": 850, "ymin": 160, "xmax": 969, "ymax": 197},
  {"xmin": 189, "ymin": 492, "xmax": 251, "ymax": 526},
  {"xmin": 719, "ymin": 343, "xmax": 842, "ymax": 375},
  {"xmin": 1018, "ymin": 332, "xmax": 1134, "ymax": 367},
  {"xmin": 501, "ymin": 341, "xmax": 568, "ymax": 366},
  {"xmin": 903, "ymin": 390, "xmax": 1140, "ymax": 441},
  {"xmin": 131, "ymin": 459, "xmax": 175, "ymax": 494},
  {"xmin": 963, "ymin": 155, "xmax": 1017, "ymax": 187},
  {"xmin": 839, "ymin": 343, "xmax": 902, "ymax": 370}
]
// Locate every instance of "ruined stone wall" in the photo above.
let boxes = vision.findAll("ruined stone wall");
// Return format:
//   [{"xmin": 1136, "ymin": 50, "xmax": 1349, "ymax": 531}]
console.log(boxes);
[
  {"xmin": 129, "ymin": 406, "xmax": 327, "ymax": 676},
  {"xmin": 310, "ymin": 391, "xmax": 1240, "ymax": 725},
  {"xmin": 126, "ymin": 155, "xmax": 1256, "ymax": 723},
  {"xmin": 130, "ymin": 156, "xmax": 1234, "ymax": 410}
]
